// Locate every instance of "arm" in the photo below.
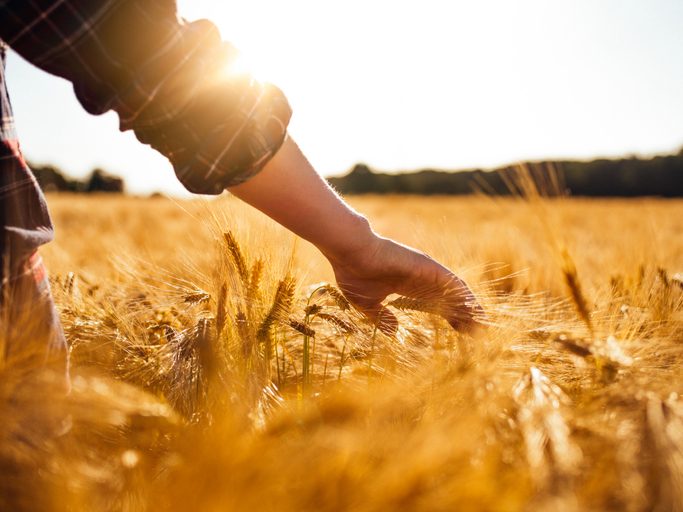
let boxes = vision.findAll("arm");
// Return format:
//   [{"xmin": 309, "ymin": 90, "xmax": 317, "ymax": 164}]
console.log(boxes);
[
  {"xmin": 229, "ymin": 137, "xmax": 485, "ymax": 333},
  {"xmin": 1, "ymin": 0, "xmax": 484, "ymax": 332}
]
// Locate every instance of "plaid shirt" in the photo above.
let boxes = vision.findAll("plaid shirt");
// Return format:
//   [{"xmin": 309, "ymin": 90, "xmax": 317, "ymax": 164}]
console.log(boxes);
[
  {"xmin": 1, "ymin": 41, "xmax": 68, "ymax": 377},
  {"xmin": 1, "ymin": 41, "xmax": 54, "ymax": 274},
  {"xmin": 0, "ymin": 0, "xmax": 292, "ymax": 195}
]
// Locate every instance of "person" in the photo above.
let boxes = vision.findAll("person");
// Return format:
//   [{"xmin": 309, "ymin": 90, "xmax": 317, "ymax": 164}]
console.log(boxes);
[{"xmin": 0, "ymin": 0, "xmax": 484, "ymax": 388}]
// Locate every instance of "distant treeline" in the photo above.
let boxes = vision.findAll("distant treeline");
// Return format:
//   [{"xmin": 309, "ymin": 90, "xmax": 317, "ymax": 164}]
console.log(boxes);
[
  {"xmin": 28, "ymin": 162, "xmax": 124, "ymax": 193},
  {"xmin": 28, "ymin": 145, "xmax": 683, "ymax": 197},
  {"xmin": 327, "ymin": 146, "xmax": 683, "ymax": 197}
]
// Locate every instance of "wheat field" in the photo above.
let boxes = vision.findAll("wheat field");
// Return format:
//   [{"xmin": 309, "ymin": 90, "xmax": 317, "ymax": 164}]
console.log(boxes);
[{"xmin": 3, "ymin": 191, "xmax": 683, "ymax": 511}]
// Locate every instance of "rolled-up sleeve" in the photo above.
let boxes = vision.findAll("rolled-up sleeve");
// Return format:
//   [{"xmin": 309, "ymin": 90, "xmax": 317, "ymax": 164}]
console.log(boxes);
[{"xmin": 0, "ymin": 0, "xmax": 292, "ymax": 194}]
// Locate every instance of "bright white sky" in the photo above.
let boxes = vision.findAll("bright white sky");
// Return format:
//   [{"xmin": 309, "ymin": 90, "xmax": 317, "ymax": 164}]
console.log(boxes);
[{"xmin": 6, "ymin": 0, "xmax": 683, "ymax": 196}]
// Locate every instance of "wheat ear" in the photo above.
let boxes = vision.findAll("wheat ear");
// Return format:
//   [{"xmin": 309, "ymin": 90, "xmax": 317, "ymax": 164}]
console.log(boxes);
[
  {"xmin": 317, "ymin": 312, "xmax": 356, "ymax": 334},
  {"xmin": 325, "ymin": 285, "xmax": 352, "ymax": 311},
  {"xmin": 387, "ymin": 296, "xmax": 442, "ymax": 315},
  {"xmin": 215, "ymin": 282, "xmax": 227, "ymax": 338},
  {"xmin": 258, "ymin": 275, "xmax": 296, "ymax": 338},
  {"xmin": 223, "ymin": 231, "xmax": 249, "ymax": 284},
  {"xmin": 560, "ymin": 249, "xmax": 593, "ymax": 335},
  {"xmin": 183, "ymin": 290, "xmax": 211, "ymax": 305},
  {"xmin": 288, "ymin": 318, "xmax": 316, "ymax": 337},
  {"xmin": 247, "ymin": 258, "xmax": 264, "ymax": 300}
]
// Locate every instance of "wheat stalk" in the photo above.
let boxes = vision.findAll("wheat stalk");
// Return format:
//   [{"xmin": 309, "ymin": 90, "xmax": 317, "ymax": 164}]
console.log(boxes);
[
  {"xmin": 288, "ymin": 318, "xmax": 316, "ymax": 337},
  {"xmin": 560, "ymin": 248, "xmax": 593, "ymax": 336},
  {"xmin": 63, "ymin": 271, "xmax": 76, "ymax": 295},
  {"xmin": 223, "ymin": 230, "xmax": 249, "ymax": 284},
  {"xmin": 551, "ymin": 333, "xmax": 633, "ymax": 374},
  {"xmin": 325, "ymin": 285, "xmax": 351, "ymax": 311},
  {"xmin": 305, "ymin": 304, "xmax": 322, "ymax": 316},
  {"xmin": 194, "ymin": 317, "xmax": 216, "ymax": 384},
  {"xmin": 258, "ymin": 276, "xmax": 296, "ymax": 339},
  {"xmin": 513, "ymin": 366, "xmax": 581, "ymax": 490},
  {"xmin": 247, "ymin": 258, "xmax": 264, "ymax": 301},
  {"xmin": 183, "ymin": 289, "xmax": 211, "ymax": 305},
  {"xmin": 317, "ymin": 312, "xmax": 356, "ymax": 334},
  {"xmin": 387, "ymin": 296, "xmax": 442, "ymax": 315},
  {"xmin": 215, "ymin": 282, "xmax": 227, "ymax": 338},
  {"xmin": 646, "ymin": 394, "xmax": 683, "ymax": 507}
]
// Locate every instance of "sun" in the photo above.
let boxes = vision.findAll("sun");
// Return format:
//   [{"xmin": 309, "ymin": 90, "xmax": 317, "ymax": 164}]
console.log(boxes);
[{"xmin": 177, "ymin": 1, "xmax": 293, "ymax": 86}]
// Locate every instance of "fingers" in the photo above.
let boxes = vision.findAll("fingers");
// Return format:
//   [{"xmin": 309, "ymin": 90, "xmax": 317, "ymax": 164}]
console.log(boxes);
[
  {"xmin": 443, "ymin": 301, "xmax": 488, "ymax": 335},
  {"xmin": 348, "ymin": 284, "xmax": 485, "ymax": 337},
  {"xmin": 343, "ymin": 293, "xmax": 399, "ymax": 336},
  {"xmin": 439, "ymin": 276, "xmax": 488, "ymax": 335},
  {"xmin": 375, "ymin": 307, "xmax": 399, "ymax": 336},
  {"xmin": 387, "ymin": 271, "xmax": 486, "ymax": 335},
  {"xmin": 330, "ymin": 237, "xmax": 486, "ymax": 336}
]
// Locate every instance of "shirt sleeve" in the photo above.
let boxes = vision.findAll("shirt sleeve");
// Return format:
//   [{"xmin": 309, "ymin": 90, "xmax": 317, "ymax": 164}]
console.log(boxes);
[{"xmin": 0, "ymin": 0, "xmax": 292, "ymax": 194}]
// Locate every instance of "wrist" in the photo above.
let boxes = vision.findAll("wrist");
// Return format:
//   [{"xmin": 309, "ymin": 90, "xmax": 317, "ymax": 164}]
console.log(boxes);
[{"xmin": 318, "ymin": 213, "xmax": 380, "ymax": 269}]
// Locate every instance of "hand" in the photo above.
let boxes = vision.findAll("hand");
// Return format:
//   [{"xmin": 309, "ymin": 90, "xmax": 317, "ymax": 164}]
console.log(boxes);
[
  {"xmin": 228, "ymin": 137, "xmax": 485, "ymax": 334},
  {"xmin": 327, "ymin": 235, "xmax": 486, "ymax": 335}
]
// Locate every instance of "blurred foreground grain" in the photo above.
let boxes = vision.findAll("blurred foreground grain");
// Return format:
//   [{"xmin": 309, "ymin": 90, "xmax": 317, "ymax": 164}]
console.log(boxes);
[{"xmin": 2, "ymin": 193, "xmax": 683, "ymax": 512}]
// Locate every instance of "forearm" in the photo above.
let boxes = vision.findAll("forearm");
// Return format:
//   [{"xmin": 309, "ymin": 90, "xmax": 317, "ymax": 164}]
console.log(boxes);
[
  {"xmin": 229, "ymin": 136, "xmax": 485, "ymax": 333},
  {"xmin": 228, "ymin": 136, "xmax": 378, "ymax": 265}
]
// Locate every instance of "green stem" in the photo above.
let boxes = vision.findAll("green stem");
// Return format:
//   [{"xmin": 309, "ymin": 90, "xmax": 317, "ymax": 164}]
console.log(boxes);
[
  {"xmin": 338, "ymin": 338, "xmax": 347, "ymax": 385},
  {"xmin": 302, "ymin": 333, "xmax": 310, "ymax": 397},
  {"xmin": 301, "ymin": 286, "xmax": 325, "ymax": 399},
  {"xmin": 368, "ymin": 304, "xmax": 389, "ymax": 385}
]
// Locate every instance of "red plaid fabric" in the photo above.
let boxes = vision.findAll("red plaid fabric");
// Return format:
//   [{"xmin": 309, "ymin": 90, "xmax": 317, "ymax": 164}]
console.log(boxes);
[{"xmin": 23, "ymin": 250, "xmax": 47, "ymax": 284}]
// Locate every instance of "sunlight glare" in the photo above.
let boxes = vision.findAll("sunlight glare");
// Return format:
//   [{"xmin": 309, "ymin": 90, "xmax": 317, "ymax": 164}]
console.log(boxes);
[
  {"xmin": 175, "ymin": 0, "xmax": 683, "ymax": 180},
  {"xmin": 217, "ymin": 49, "xmax": 254, "ymax": 84}
]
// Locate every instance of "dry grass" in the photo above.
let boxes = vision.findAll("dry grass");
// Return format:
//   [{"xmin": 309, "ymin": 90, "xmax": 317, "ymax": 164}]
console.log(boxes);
[{"xmin": 3, "ymin": 191, "xmax": 683, "ymax": 511}]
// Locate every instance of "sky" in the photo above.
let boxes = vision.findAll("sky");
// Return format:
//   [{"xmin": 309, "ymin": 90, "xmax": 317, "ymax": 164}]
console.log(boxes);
[{"xmin": 5, "ymin": 0, "xmax": 683, "ymax": 196}]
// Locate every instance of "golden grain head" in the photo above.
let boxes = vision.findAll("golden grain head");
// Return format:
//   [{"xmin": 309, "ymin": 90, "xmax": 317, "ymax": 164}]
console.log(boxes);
[
  {"xmin": 288, "ymin": 318, "xmax": 316, "ymax": 337},
  {"xmin": 324, "ymin": 284, "xmax": 352, "ymax": 311},
  {"xmin": 387, "ymin": 296, "xmax": 442, "ymax": 315},
  {"xmin": 305, "ymin": 303, "xmax": 321, "ymax": 316},
  {"xmin": 247, "ymin": 258, "xmax": 265, "ymax": 298},
  {"xmin": 316, "ymin": 312, "xmax": 356, "ymax": 334},
  {"xmin": 183, "ymin": 290, "xmax": 211, "ymax": 305},
  {"xmin": 223, "ymin": 230, "xmax": 249, "ymax": 282},
  {"xmin": 215, "ymin": 282, "xmax": 228, "ymax": 337}
]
